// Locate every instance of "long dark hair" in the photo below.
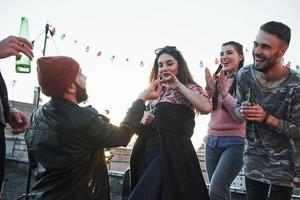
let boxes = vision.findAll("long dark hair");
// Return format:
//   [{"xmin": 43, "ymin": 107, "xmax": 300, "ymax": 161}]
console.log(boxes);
[
  {"xmin": 149, "ymin": 46, "xmax": 195, "ymax": 84},
  {"xmin": 212, "ymin": 41, "xmax": 244, "ymax": 111}
]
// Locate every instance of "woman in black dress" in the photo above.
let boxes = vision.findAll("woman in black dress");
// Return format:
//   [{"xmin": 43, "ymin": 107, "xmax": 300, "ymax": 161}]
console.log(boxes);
[{"xmin": 130, "ymin": 46, "xmax": 211, "ymax": 200}]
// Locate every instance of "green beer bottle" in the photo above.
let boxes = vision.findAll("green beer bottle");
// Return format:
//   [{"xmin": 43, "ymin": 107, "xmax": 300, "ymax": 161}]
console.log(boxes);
[
  {"xmin": 247, "ymin": 87, "xmax": 256, "ymax": 105},
  {"xmin": 247, "ymin": 88, "xmax": 256, "ymax": 124},
  {"xmin": 16, "ymin": 17, "xmax": 31, "ymax": 73}
]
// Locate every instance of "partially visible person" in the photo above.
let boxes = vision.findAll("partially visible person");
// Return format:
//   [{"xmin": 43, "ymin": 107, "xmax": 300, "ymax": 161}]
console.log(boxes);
[
  {"xmin": 295, "ymin": 65, "xmax": 300, "ymax": 74},
  {"xmin": 0, "ymin": 35, "xmax": 33, "ymax": 196},
  {"xmin": 129, "ymin": 46, "xmax": 211, "ymax": 200},
  {"xmin": 236, "ymin": 21, "xmax": 300, "ymax": 200},
  {"xmin": 284, "ymin": 61, "xmax": 291, "ymax": 69},
  {"xmin": 24, "ymin": 56, "xmax": 162, "ymax": 200},
  {"xmin": 204, "ymin": 41, "xmax": 245, "ymax": 200}
]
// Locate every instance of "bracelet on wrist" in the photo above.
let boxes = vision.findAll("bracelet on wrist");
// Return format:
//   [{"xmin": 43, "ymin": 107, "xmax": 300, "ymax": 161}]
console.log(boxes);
[{"xmin": 262, "ymin": 112, "xmax": 270, "ymax": 123}]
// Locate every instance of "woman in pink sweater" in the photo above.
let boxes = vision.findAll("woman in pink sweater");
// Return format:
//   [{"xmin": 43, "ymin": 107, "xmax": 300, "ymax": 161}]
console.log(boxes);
[{"xmin": 204, "ymin": 41, "xmax": 245, "ymax": 200}]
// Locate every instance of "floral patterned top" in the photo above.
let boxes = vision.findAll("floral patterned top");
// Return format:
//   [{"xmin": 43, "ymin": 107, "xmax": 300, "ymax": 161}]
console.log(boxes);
[{"xmin": 148, "ymin": 83, "xmax": 207, "ymax": 112}]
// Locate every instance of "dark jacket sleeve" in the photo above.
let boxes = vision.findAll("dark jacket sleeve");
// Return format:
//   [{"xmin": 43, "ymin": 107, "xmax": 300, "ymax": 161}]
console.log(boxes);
[
  {"xmin": 235, "ymin": 69, "xmax": 247, "ymax": 121},
  {"xmin": 86, "ymin": 99, "xmax": 145, "ymax": 148}
]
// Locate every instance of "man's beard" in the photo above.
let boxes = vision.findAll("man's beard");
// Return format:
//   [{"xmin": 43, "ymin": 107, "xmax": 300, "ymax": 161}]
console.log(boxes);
[
  {"xmin": 254, "ymin": 59, "xmax": 275, "ymax": 73},
  {"xmin": 253, "ymin": 52, "xmax": 278, "ymax": 73},
  {"xmin": 75, "ymin": 83, "xmax": 88, "ymax": 103}
]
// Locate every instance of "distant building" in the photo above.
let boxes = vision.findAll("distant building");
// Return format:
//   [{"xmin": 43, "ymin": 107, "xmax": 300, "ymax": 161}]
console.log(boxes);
[{"xmin": 9, "ymin": 100, "xmax": 36, "ymax": 115}]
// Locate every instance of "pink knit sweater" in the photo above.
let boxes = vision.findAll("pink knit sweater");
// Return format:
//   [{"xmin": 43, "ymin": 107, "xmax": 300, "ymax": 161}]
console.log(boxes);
[{"xmin": 207, "ymin": 78, "xmax": 245, "ymax": 137}]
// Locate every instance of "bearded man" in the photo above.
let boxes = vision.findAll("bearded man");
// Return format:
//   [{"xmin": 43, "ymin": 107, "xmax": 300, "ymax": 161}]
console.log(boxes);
[
  {"xmin": 25, "ymin": 56, "xmax": 162, "ymax": 200},
  {"xmin": 235, "ymin": 21, "xmax": 300, "ymax": 200}
]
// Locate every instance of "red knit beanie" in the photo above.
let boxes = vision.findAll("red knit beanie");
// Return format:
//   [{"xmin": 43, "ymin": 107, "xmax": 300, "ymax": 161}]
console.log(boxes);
[{"xmin": 37, "ymin": 56, "xmax": 80, "ymax": 97}]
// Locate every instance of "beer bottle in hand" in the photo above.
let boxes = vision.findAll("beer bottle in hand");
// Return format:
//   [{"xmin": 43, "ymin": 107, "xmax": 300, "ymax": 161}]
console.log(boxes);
[{"xmin": 16, "ymin": 17, "xmax": 31, "ymax": 73}]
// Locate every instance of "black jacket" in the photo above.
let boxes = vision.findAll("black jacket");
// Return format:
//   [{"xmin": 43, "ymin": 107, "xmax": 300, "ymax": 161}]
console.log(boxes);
[
  {"xmin": 25, "ymin": 98, "xmax": 145, "ymax": 200},
  {"xmin": 0, "ymin": 71, "xmax": 10, "ymax": 188},
  {"xmin": 0, "ymin": 72, "xmax": 10, "ymax": 124}
]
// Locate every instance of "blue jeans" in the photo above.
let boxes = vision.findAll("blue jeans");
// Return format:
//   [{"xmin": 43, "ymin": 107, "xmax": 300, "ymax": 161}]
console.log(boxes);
[{"xmin": 204, "ymin": 135, "xmax": 244, "ymax": 200}]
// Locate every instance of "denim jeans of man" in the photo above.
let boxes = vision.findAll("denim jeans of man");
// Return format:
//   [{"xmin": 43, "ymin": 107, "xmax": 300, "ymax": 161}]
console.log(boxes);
[
  {"xmin": 245, "ymin": 177, "xmax": 293, "ymax": 200},
  {"xmin": 205, "ymin": 135, "xmax": 244, "ymax": 200}
]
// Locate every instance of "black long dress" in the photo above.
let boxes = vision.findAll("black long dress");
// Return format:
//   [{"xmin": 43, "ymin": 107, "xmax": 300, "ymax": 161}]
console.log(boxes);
[{"xmin": 130, "ymin": 102, "xmax": 209, "ymax": 200}]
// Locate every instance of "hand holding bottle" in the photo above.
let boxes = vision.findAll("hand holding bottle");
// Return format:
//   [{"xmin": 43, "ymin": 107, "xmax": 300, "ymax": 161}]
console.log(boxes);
[
  {"xmin": 16, "ymin": 17, "xmax": 32, "ymax": 73},
  {"xmin": 0, "ymin": 35, "xmax": 33, "ymax": 60},
  {"xmin": 241, "ymin": 87, "xmax": 268, "ymax": 123},
  {"xmin": 240, "ymin": 102, "xmax": 268, "ymax": 123},
  {"xmin": 141, "ymin": 111, "xmax": 155, "ymax": 125}
]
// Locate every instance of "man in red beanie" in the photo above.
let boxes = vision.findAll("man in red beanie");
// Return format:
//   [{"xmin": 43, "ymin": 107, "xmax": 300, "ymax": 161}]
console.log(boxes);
[
  {"xmin": 0, "ymin": 35, "xmax": 33, "ymax": 197},
  {"xmin": 25, "ymin": 56, "xmax": 162, "ymax": 200}
]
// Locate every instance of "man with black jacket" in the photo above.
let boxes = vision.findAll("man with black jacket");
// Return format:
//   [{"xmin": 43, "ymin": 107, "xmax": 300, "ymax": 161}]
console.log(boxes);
[
  {"xmin": 0, "ymin": 35, "xmax": 33, "ymax": 196},
  {"xmin": 25, "ymin": 56, "xmax": 162, "ymax": 200}
]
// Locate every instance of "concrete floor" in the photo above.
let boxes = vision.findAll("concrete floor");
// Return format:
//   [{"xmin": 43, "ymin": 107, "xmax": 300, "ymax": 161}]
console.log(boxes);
[
  {"xmin": 1, "ymin": 159, "xmax": 33, "ymax": 200},
  {"xmin": 1, "ymin": 160, "xmax": 123, "ymax": 200},
  {"xmin": 2, "ymin": 159, "xmax": 247, "ymax": 200},
  {"xmin": 5, "ymin": 159, "xmax": 299, "ymax": 200}
]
